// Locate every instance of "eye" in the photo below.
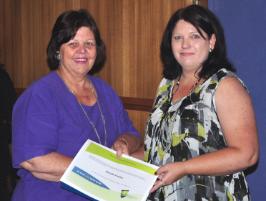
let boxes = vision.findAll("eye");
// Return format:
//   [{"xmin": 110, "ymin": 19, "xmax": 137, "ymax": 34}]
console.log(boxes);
[
  {"xmin": 67, "ymin": 41, "xmax": 79, "ymax": 49},
  {"xmin": 84, "ymin": 41, "xmax": 96, "ymax": 49},
  {"xmin": 190, "ymin": 33, "xmax": 201, "ymax": 39},
  {"xmin": 173, "ymin": 35, "xmax": 183, "ymax": 41}
]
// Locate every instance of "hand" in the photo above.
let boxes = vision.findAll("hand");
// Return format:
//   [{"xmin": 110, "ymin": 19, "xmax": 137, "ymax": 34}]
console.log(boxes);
[
  {"xmin": 150, "ymin": 162, "xmax": 185, "ymax": 193},
  {"xmin": 112, "ymin": 137, "xmax": 129, "ymax": 158}
]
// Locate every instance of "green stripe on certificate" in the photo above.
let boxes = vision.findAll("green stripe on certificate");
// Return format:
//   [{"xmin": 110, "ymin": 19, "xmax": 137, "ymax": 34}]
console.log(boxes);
[{"xmin": 86, "ymin": 143, "xmax": 156, "ymax": 175}]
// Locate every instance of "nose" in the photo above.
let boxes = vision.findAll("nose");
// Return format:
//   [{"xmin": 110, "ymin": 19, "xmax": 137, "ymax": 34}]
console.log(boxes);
[
  {"xmin": 181, "ymin": 38, "xmax": 191, "ymax": 49},
  {"xmin": 77, "ymin": 44, "xmax": 87, "ymax": 53}
]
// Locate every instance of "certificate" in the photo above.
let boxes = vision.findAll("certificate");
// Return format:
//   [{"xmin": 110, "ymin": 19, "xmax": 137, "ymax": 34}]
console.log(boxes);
[{"xmin": 60, "ymin": 139, "xmax": 158, "ymax": 201}]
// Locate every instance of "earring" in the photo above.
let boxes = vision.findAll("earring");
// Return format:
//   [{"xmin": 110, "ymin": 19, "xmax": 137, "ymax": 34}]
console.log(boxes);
[
  {"xmin": 209, "ymin": 47, "xmax": 213, "ymax": 53},
  {"xmin": 56, "ymin": 51, "xmax": 61, "ymax": 60}
]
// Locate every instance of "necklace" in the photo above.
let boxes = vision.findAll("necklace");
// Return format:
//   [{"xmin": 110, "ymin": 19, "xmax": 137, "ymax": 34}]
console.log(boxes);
[
  {"xmin": 173, "ymin": 76, "xmax": 201, "ymax": 95},
  {"xmin": 57, "ymin": 71, "xmax": 108, "ymax": 145},
  {"xmin": 76, "ymin": 97, "xmax": 108, "ymax": 146}
]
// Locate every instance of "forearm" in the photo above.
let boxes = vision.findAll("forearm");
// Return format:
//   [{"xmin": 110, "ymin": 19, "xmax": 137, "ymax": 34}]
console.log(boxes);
[
  {"xmin": 183, "ymin": 146, "xmax": 258, "ymax": 176},
  {"xmin": 31, "ymin": 172, "xmax": 62, "ymax": 181},
  {"xmin": 130, "ymin": 145, "xmax": 144, "ymax": 160},
  {"xmin": 154, "ymin": 145, "xmax": 258, "ymax": 192},
  {"xmin": 21, "ymin": 152, "xmax": 72, "ymax": 181}
]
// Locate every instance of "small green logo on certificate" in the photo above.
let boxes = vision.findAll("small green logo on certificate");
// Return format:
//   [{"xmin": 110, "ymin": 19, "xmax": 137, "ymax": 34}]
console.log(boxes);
[{"xmin": 120, "ymin": 190, "xmax": 129, "ymax": 198}]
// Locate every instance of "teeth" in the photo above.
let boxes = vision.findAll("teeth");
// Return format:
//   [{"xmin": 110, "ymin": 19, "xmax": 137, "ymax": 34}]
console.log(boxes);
[{"xmin": 75, "ymin": 58, "xmax": 87, "ymax": 62}]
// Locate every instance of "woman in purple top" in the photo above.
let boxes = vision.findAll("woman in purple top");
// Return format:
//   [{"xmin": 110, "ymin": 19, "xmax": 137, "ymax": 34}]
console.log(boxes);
[{"xmin": 12, "ymin": 9, "xmax": 141, "ymax": 201}]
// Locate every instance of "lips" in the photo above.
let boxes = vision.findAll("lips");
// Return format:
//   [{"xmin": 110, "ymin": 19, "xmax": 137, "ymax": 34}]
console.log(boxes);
[
  {"xmin": 180, "ymin": 52, "xmax": 194, "ymax": 56},
  {"xmin": 74, "ymin": 58, "xmax": 88, "ymax": 63}
]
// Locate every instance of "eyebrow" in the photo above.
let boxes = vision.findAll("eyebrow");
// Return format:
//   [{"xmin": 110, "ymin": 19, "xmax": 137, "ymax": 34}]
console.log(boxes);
[
  {"xmin": 68, "ymin": 39, "xmax": 96, "ymax": 42},
  {"xmin": 172, "ymin": 31, "xmax": 200, "ymax": 35}
]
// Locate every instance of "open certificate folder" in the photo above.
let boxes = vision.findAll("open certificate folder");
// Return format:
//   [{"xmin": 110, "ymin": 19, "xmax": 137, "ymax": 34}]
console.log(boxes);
[{"xmin": 60, "ymin": 139, "xmax": 158, "ymax": 201}]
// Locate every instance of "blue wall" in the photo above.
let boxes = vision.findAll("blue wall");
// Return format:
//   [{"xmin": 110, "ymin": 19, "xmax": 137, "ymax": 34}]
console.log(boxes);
[{"xmin": 209, "ymin": 0, "xmax": 266, "ymax": 200}]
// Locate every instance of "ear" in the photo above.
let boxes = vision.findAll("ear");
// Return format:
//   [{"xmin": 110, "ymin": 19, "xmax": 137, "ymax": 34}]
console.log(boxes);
[{"xmin": 209, "ymin": 34, "xmax": 216, "ymax": 50}]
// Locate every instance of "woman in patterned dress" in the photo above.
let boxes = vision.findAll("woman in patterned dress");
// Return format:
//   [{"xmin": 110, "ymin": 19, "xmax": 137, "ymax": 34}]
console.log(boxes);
[{"xmin": 143, "ymin": 5, "xmax": 259, "ymax": 201}]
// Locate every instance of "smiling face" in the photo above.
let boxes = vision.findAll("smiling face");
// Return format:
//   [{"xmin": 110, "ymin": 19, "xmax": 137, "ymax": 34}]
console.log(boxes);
[
  {"xmin": 59, "ymin": 26, "xmax": 97, "ymax": 77},
  {"xmin": 171, "ymin": 20, "xmax": 216, "ymax": 73}
]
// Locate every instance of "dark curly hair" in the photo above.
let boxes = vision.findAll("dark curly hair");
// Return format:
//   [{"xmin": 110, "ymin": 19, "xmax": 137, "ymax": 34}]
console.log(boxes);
[
  {"xmin": 47, "ymin": 9, "xmax": 106, "ymax": 74},
  {"xmin": 160, "ymin": 5, "xmax": 235, "ymax": 80}
]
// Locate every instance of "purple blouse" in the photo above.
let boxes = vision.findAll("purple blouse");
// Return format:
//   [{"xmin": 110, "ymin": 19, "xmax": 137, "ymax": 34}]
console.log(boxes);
[{"xmin": 11, "ymin": 72, "xmax": 140, "ymax": 201}]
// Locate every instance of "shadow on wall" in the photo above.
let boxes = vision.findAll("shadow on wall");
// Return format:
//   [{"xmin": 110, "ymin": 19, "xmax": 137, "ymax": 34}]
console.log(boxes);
[{"xmin": 0, "ymin": 64, "xmax": 18, "ymax": 200}]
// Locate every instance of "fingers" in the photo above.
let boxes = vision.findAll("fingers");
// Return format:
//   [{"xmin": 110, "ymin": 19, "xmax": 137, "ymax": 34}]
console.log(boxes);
[
  {"xmin": 150, "ymin": 176, "xmax": 165, "ymax": 193},
  {"xmin": 112, "ymin": 138, "xmax": 129, "ymax": 158},
  {"xmin": 150, "ymin": 167, "xmax": 169, "ymax": 192},
  {"xmin": 155, "ymin": 165, "xmax": 167, "ymax": 175},
  {"xmin": 150, "ymin": 163, "xmax": 183, "ymax": 193}
]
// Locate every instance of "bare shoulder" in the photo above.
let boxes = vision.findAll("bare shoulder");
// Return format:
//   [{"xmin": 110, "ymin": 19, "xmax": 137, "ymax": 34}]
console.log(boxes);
[
  {"xmin": 218, "ymin": 76, "xmax": 246, "ymax": 91},
  {"xmin": 215, "ymin": 76, "xmax": 250, "ymax": 103},
  {"xmin": 215, "ymin": 75, "xmax": 256, "ymax": 129},
  {"xmin": 215, "ymin": 75, "xmax": 256, "ymax": 133}
]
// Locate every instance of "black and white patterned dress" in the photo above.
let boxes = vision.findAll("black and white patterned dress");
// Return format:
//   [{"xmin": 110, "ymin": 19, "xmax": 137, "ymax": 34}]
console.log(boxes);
[{"xmin": 144, "ymin": 69, "xmax": 250, "ymax": 201}]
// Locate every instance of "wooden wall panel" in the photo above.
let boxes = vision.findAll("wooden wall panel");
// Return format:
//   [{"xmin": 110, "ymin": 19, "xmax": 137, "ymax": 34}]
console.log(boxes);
[
  {"xmin": 0, "ymin": 0, "xmax": 207, "ymax": 136},
  {"xmin": 0, "ymin": 0, "xmax": 20, "ymax": 83},
  {"xmin": 127, "ymin": 110, "xmax": 150, "ymax": 140},
  {"xmin": 97, "ymin": 0, "xmax": 193, "ymax": 99}
]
